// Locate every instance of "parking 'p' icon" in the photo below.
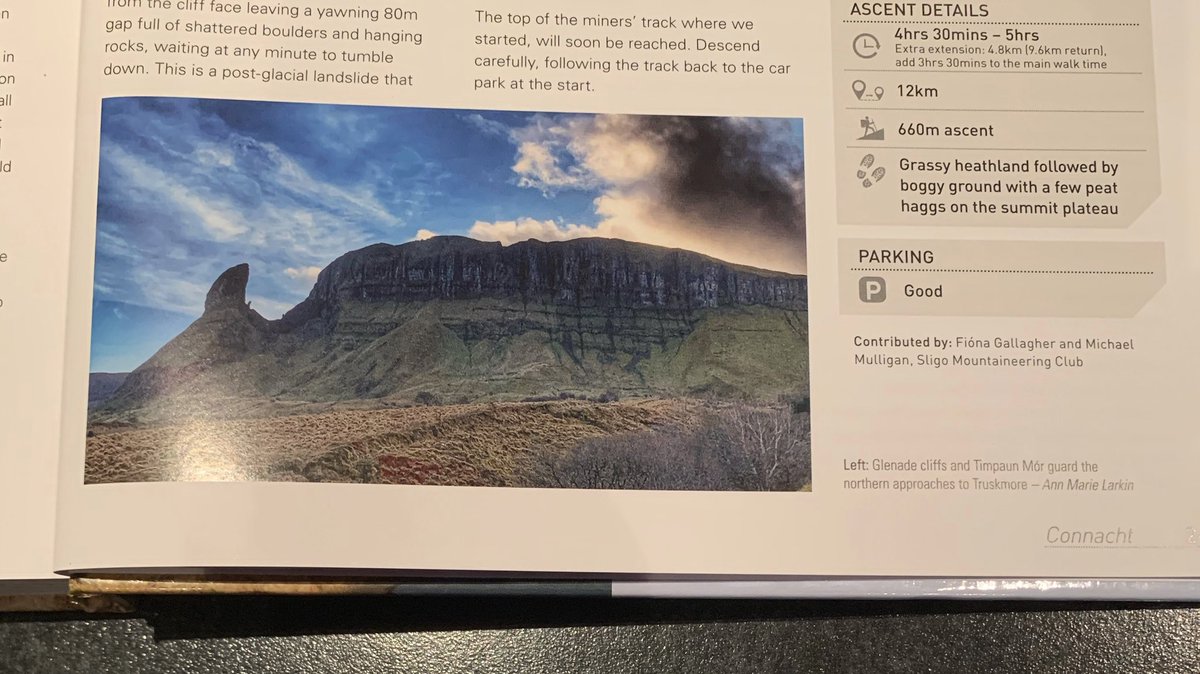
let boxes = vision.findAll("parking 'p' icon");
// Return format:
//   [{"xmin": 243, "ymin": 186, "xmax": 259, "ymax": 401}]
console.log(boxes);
[{"xmin": 859, "ymin": 277, "xmax": 887, "ymax": 303}]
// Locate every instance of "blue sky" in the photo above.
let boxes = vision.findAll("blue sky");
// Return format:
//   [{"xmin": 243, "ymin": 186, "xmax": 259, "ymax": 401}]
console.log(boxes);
[{"xmin": 91, "ymin": 98, "xmax": 805, "ymax": 373}]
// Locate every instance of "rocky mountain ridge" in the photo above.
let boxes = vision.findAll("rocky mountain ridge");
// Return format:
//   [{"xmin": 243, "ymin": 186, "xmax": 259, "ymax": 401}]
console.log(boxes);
[
  {"xmin": 278, "ymin": 236, "xmax": 806, "ymax": 326},
  {"xmin": 96, "ymin": 236, "xmax": 809, "ymax": 419}
]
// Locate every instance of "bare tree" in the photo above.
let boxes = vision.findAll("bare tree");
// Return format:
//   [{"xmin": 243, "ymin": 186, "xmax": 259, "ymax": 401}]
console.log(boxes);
[
  {"xmin": 715, "ymin": 405, "xmax": 811, "ymax": 491},
  {"xmin": 528, "ymin": 403, "xmax": 811, "ymax": 492}
]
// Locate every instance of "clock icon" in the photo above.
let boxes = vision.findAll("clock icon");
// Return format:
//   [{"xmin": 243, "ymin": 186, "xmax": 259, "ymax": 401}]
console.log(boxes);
[{"xmin": 853, "ymin": 33, "xmax": 881, "ymax": 59}]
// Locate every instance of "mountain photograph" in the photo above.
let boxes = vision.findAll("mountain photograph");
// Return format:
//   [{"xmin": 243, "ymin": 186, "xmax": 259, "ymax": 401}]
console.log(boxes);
[{"xmin": 86, "ymin": 98, "xmax": 810, "ymax": 491}]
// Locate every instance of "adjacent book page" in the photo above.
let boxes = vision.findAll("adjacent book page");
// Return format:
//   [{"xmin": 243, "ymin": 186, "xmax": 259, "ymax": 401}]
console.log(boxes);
[
  {"xmin": 0, "ymin": 0, "xmax": 81, "ymax": 587},
  {"xmin": 55, "ymin": 0, "xmax": 1198, "ymax": 578}
]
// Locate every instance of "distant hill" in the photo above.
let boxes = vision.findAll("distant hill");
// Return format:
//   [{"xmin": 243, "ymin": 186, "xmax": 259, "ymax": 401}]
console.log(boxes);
[
  {"xmin": 87, "ymin": 373, "xmax": 129, "ymax": 409},
  {"xmin": 93, "ymin": 237, "xmax": 809, "ymax": 422}
]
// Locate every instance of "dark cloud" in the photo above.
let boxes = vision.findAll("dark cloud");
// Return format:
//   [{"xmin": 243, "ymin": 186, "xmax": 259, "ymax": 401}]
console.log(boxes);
[
  {"xmin": 636, "ymin": 116, "xmax": 806, "ymax": 246},
  {"xmin": 503, "ymin": 114, "xmax": 808, "ymax": 273}
]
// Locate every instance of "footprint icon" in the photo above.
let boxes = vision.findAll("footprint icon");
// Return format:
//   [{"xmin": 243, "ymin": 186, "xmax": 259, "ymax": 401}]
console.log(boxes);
[
  {"xmin": 857, "ymin": 155, "xmax": 886, "ymax": 188},
  {"xmin": 857, "ymin": 154, "xmax": 875, "ymax": 180},
  {"xmin": 863, "ymin": 167, "xmax": 887, "ymax": 189}
]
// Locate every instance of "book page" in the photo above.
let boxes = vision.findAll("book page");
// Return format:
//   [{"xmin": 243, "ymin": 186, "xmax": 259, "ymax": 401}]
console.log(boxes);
[
  {"xmin": 0, "ymin": 0, "xmax": 81, "ymax": 586},
  {"xmin": 55, "ymin": 0, "xmax": 1198, "ymax": 578}
]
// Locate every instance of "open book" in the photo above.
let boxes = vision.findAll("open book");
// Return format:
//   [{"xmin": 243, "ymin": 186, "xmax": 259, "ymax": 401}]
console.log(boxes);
[{"xmin": 2, "ymin": 0, "xmax": 1197, "ymax": 598}]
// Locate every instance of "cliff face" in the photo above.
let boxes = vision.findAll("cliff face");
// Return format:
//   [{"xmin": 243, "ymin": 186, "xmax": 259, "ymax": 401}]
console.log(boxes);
[
  {"xmin": 281, "ymin": 236, "xmax": 806, "ymax": 327},
  {"xmin": 98, "ymin": 237, "xmax": 809, "ymax": 418}
]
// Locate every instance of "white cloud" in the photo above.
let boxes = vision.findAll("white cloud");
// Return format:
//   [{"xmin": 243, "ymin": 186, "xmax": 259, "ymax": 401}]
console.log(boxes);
[
  {"xmin": 131, "ymin": 272, "xmax": 212, "ymax": 316},
  {"xmin": 468, "ymin": 218, "xmax": 603, "ymax": 245},
  {"xmin": 512, "ymin": 141, "xmax": 595, "ymax": 194},
  {"xmin": 414, "ymin": 229, "xmax": 438, "ymax": 241},
  {"xmin": 95, "ymin": 228, "xmax": 142, "ymax": 262},
  {"xmin": 246, "ymin": 295, "xmax": 297, "ymax": 320},
  {"xmin": 106, "ymin": 130, "xmax": 394, "ymax": 254},
  {"xmin": 284, "ymin": 266, "xmax": 323, "ymax": 282},
  {"xmin": 194, "ymin": 144, "xmax": 236, "ymax": 168},
  {"xmin": 105, "ymin": 144, "xmax": 248, "ymax": 241},
  {"xmin": 507, "ymin": 116, "xmax": 607, "ymax": 195},
  {"xmin": 267, "ymin": 141, "xmax": 397, "ymax": 227},
  {"xmin": 461, "ymin": 113, "xmax": 510, "ymax": 137},
  {"xmin": 570, "ymin": 115, "xmax": 662, "ymax": 185},
  {"xmin": 174, "ymin": 191, "xmax": 248, "ymax": 240}
]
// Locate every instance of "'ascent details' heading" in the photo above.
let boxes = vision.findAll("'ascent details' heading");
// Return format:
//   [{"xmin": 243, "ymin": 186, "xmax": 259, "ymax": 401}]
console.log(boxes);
[{"xmin": 848, "ymin": 3, "xmax": 990, "ymax": 17}]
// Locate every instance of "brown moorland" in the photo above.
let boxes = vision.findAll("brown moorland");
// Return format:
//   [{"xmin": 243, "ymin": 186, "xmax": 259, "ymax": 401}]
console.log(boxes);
[{"xmin": 85, "ymin": 399, "xmax": 700, "ymax": 486}]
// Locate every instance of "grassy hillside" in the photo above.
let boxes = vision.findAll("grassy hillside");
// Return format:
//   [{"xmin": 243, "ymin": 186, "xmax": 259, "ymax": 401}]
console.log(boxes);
[{"xmin": 92, "ymin": 301, "xmax": 808, "ymax": 425}]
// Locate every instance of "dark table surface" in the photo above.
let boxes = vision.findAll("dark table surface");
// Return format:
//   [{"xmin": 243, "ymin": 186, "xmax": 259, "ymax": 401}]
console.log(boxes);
[{"xmin": 3, "ymin": 597, "xmax": 1200, "ymax": 672}]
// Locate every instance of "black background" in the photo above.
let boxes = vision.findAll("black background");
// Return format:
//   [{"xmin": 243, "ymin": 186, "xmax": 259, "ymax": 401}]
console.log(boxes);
[{"xmin": 3, "ymin": 596, "xmax": 1200, "ymax": 672}]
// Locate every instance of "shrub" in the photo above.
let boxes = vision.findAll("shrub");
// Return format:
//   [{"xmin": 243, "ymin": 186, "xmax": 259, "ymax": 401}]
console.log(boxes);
[
  {"xmin": 536, "ymin": 431, "xmax": 704, "ymax": 490},
  {"xmin": 779, "ymin": 392, "xmax": 811, "ymax": 415},
  {"xmin": 534, "ymin": 403, "xmax": 811, "ymax": 492},
  {"xmin": 414, "ymin": 391, "xmax": 441, "ymax": 406}
]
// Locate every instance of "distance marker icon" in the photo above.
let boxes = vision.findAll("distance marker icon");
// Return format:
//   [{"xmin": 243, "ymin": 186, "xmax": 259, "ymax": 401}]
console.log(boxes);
[{"xmin": 852, "ymin": 80, "xmax": 886, "ymax": 101}]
